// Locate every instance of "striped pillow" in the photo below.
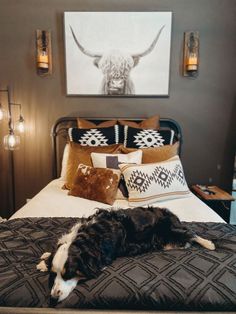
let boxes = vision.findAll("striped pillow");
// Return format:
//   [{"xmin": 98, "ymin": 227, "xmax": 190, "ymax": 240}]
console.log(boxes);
[{"xmin": 119, "ymin": 155, "xmax": 190, "ymax": 206}]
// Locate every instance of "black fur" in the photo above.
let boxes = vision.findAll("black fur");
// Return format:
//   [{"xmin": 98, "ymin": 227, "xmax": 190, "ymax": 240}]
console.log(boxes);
[{"xmin": 49, "ymin": 207, "xmax": 198, "ymax": 281}]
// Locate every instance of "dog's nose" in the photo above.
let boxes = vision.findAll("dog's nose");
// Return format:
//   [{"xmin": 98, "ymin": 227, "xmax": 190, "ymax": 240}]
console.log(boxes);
[{"xmin": 49, "ymin": 296, "xmax": 59, "ymax": 307}]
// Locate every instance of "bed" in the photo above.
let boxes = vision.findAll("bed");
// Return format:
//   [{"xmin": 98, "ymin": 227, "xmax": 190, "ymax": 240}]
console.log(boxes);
[{"xmin": 0, "ymin": 116, "xmax": 235, "ymax": 314}]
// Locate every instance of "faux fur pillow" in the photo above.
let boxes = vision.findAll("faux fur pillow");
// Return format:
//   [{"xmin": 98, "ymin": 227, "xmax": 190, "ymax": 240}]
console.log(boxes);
[
  {"xmin": 69, "ymin": 164, "xmax": 120, "ymax": 205},
  {"xmin": 119, "ymin": 155, "xmax": 191, "ymax": 206},
  {"xmin": 77, "ymin": 118, "xmax": 117, "ymax": 129},
  {"xmin": 91, "ymin": 150, "xmax": 142, "ymax": 200},
  {"xmin": 118, "ymin": 115, "xmax": 160, "ymax": 129},
  {"xmin": 63, "ymin": 142, "xmax": 121, "ymax": 190},
  {"xmin": 120, "ymin": 142, "xmax": 179, "ymax": 163}
]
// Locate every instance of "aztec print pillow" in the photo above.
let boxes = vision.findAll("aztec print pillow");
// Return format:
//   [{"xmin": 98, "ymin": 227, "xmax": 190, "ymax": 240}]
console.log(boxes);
[
  {"xmin": 119, "ymin": 155, "xmax": 191, "ymax": 206},
  {"xmin": 91, "ymin": 150, "xmax": 142, "ymax": 200},
  {"xmin": 68, "ymin": 125, "xmax": 121, "ymax": 146},
  {"xmin": 123, "ymin": 125, "xmax": 175, "ymax": 148}
]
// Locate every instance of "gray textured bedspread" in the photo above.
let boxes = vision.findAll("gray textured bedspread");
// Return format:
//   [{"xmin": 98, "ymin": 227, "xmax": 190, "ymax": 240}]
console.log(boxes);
[{"xmin": 0, "ymin": 218, "xmax": 235, "ymax": 311}]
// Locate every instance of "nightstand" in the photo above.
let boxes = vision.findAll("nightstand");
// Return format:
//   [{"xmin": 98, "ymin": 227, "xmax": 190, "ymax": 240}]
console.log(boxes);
[{"xmin": 191, "ymin": 185, "xmax": 235, "ymax": 223}]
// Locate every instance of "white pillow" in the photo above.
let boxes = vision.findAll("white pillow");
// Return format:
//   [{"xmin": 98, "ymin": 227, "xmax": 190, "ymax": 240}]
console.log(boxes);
[
  {"xmin": 60, "ymin": 144, "xmax": 69, "ymax": 179},
  {"xmin": 91, "ymin": 150, "xmax": 142, "ymax": 200},
  {"xmin": 91, "ymin": 150, "xmax": 142, "ymax": 168},
  {"xmin": 119, "ymin": 155, "xmax": 191, "ymax": 206}
]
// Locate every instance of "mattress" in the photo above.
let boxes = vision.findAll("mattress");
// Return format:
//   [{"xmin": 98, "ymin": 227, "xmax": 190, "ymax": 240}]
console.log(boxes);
[{"xmin": 10, "ymin": 178, "xmax": 225, "ymax": 223}]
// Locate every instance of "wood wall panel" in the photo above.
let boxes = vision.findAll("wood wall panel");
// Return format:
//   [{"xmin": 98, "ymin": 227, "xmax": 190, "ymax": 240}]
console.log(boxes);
[{"xmin": 0, "ymin": 0, "xmax": 235, "ymax": 218}]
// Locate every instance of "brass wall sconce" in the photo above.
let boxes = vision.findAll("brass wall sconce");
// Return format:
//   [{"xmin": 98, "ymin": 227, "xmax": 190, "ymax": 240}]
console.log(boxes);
[
  {"xmin": 36, "ymin": 29, "xmax": 52, "ymax": 76},
  {"xmin": 183, "ymin": 31, "xmax": 199, "ymax": 77},
  {"xmin": 0, "ymin": 86, "xmax": 25, "ymax": 150}
]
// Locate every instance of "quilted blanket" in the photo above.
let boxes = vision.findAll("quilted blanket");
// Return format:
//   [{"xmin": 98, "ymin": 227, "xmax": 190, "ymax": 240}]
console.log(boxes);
[{"xmin": 0, "ymin": 218, "xmax": 235, "ymax": 310}]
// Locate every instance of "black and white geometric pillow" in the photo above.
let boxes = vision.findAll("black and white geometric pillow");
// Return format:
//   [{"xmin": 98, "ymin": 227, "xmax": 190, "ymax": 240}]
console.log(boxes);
[
  {"xmin": 68, "ymin": 125, "xmax": 121, "ymax": 146},
  {"xmin": 119, "ymin": 155, "xmax": 191, "ymax": 206},
  {"xmin": 124, "ymin": 125, "xmax": 175, "ymax": 148}
]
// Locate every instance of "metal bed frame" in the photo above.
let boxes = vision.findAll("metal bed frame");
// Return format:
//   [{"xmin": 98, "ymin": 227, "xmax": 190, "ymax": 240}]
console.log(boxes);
[{"xmin": 0, "ymin": 116, "xmax": 231, "ymax": 314}]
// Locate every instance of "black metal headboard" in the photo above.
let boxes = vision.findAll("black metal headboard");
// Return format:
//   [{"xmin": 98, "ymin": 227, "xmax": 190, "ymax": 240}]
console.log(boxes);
[{"xmin": 51, "ymin": 117, "xmax": 183, "ymax": 179}]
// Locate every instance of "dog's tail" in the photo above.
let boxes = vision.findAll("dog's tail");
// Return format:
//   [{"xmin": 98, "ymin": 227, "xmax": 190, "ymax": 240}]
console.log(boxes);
[{"xmin": 191, "ymin": 235, "xmax": 215, "ymax": 250}]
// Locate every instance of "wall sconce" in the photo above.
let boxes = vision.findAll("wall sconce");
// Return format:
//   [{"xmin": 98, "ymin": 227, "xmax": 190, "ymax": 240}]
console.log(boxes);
[
  {"xmin": 0, "ymin": 86, "xmax": 25, "ymax": 150},
  {"xmin": 183, "ymin": 31, "xmax": 199, "ymax": 77},
  {"xmin": 36, "ymin": 29, "xmax": 52, "ymax": 76}
]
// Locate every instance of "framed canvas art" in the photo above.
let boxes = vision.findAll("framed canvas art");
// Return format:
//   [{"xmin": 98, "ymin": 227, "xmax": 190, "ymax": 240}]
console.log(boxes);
[{"xmin": 64, "ymin": 12, "xmax": 172, "ymax": 96}]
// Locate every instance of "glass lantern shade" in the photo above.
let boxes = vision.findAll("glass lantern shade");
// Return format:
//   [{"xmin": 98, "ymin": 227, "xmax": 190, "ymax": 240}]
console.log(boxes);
[{"xmin": 4, "ymin": 132, "xmax": 20, "ymax": 150}]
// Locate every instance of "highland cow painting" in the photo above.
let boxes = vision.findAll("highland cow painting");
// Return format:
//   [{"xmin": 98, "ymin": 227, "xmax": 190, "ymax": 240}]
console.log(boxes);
[{"xmin": 64, "ymin": 12, "xmax": 172, "ymax": 96}]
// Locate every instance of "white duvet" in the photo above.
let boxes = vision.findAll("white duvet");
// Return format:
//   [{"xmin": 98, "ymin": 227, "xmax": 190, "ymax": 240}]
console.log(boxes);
[{"xmin": 10, "ymin": 179, "xmax": 225, "ymax": 223}]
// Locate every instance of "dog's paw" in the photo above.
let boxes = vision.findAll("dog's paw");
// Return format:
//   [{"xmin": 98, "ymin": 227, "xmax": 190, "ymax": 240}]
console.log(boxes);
[
  {"xmin": 205, "ymin": 240, "xmax": 215, "ymax": 251},
  {"xmin": 36, "ymin": 260, "xmax": 48, "ymax": 272},
  {"xmin": 40, "ymin": 252, "xmax": 51, "ymax": 260}
]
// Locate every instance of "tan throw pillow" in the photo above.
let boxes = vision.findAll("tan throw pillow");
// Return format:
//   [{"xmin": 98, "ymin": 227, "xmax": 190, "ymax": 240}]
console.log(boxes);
[
  {"xmin": 69, "ymin": 164, "xmax": 120, "ymax": 205},
  {"xmin": 120, "ymin": 142, "xmax": 179, "ymax": 163},
  {"xmin": 118, "ymin": 115, "xmax": 160, "ymax": 129},
  {"xmin": 77, "ymin": 118, "xmax": 117, "ymax": 129},
  {"xmin": 63, "ymin": 142, "xmax": 121, "ymax": 190},
  {"xmin": 119, "ymin": 155, "xmax": 190, "ymax": 207}
]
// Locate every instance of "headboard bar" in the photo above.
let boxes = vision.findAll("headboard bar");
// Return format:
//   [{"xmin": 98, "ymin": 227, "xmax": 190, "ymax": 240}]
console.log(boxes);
[{"xmin": 51, "ymin": 117, "xmax": 182, "ymax": 179}]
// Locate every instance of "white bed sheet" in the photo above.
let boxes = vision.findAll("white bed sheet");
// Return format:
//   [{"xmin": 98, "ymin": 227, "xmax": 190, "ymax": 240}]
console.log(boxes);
[{"xmin": 10, "ymin": 179, "xmax": 225, "ymax": 223}]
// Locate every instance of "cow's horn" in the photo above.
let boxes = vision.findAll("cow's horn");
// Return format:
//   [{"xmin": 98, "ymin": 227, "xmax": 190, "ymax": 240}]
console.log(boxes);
[
  {"xmin": 132, "ymin": 25, "xmax": 165, "ymax": 59},
  {"xmin": 70, "ymin": 26, "xmax": 102, "ymax": 58}
]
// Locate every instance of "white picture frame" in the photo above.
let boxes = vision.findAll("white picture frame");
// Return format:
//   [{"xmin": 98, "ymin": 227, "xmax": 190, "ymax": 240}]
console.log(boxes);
[{"xmin": 64, "ymin": 12, "xmax": 172, "ymax": 96}]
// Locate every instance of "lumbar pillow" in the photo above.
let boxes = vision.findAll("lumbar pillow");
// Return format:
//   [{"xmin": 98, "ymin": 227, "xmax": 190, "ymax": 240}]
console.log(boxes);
[
  {"xmin": 91, "ymin": 150, "xmax": 142, "ymax": 168},
  {"xmin": 69, "ymin": 164, "xmax": 120, "ymax": 205},
  {"xmin": 119, "ymin": 155, "xmax": 191, "ymax": 206},
  {"xmin": 124, "ymin": 125, "xmax": 175, "ymax": 148},
  {"xmin": 91, "ymin": 150, "xmax": 142, "ymax": 199},
  {"xmin": 68, "ymin": 125, "xmax": 121, "ymax": 146}
]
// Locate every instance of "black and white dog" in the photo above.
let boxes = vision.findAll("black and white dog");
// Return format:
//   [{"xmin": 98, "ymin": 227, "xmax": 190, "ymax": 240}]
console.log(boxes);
[{"xmin": 37, "ymin": 207, "xmax": 215, "ymax": 302}]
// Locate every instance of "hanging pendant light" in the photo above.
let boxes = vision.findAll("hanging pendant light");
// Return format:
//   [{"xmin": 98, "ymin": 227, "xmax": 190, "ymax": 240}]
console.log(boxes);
[{"xmin": 4, "ymin": 129, "xmax": 20, "ymax": 150}]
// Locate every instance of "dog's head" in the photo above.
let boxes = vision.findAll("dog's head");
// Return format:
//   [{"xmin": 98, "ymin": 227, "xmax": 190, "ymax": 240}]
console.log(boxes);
[{"xmin": 46, "ymin": 242, "xmax": 87, "ymax": 303}]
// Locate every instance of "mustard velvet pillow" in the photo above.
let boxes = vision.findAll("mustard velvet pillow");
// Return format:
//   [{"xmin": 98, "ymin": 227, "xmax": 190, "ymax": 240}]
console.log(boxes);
[
  {"xmin": 63, "ymin": 142, "xmax": 121, "ymax": 190},
  {"xmin": 118, "ymin": 115, "xmax": 160, "ymax": 130},
  {"xmin": 77, "ymin": 118, "xmax": 117, "ymax": 129},
  {"xmin": 120, "ymin": 142, "xmax": 179, "ymax": 163},
  {"xmin": 69, "ymin": 164, "xmax": 120, "ymax": 205}
]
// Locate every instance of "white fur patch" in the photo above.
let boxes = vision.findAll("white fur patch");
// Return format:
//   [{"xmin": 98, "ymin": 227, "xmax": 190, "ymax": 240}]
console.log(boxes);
[
  {"xmin": 50, "ymin": 221, "xmax": 82, "ymax": 301},
  {"xmin": 40, "ymin": 252, "xmax": 51, "ymax": 260},
  {"xmin": 57, "ymin": 222, "xmax": 82, "ymax": 246},
  {"xmin": 51, "ymin": 275, "xmax": 78, "ymax": 301}
]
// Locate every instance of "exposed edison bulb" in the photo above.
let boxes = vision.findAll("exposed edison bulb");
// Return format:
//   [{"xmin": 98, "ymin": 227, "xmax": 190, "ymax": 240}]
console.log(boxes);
[
  {"xmin": 17, "ymin": 115, "xmax": 25, "ymax": 133},
  {"xmin": 3, "ymin": 132, "xmax": 20, "ymax": 150}
]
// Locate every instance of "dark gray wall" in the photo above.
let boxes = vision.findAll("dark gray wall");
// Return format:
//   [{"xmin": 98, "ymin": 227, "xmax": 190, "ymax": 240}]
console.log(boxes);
[{"xmin": 0, "ymin": 0, "xmax": 235, "ymax": 217}]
